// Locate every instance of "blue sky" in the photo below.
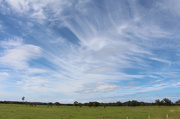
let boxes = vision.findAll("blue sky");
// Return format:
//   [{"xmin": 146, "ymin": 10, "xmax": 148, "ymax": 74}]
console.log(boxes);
[{"xmin": 0, "ymin": 0, "xmax": 180, "ymax": 103}]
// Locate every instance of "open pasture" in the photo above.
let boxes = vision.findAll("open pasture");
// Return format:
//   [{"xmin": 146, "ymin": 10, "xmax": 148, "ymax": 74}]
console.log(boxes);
[{"xmin": 0, "ymin": 104, "xmax": 180, "ymax": 119}]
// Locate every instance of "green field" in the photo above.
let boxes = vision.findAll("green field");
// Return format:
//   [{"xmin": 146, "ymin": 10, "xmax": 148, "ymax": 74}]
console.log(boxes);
[{"xmin": 0, "ymin": 104, "xmax": 180, "ymax": 119}]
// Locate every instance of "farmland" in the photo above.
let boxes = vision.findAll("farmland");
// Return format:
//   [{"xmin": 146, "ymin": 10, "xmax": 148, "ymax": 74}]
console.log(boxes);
[{"xmin": 0, "ymin": 104, "xmax": 180, "ymax": 119}]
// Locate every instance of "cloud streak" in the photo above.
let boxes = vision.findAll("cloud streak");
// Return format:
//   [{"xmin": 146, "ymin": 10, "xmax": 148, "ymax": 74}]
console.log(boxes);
[
  {"xmin": 77, "ymin": 82, "xmax": 119, "ymax": 93},
  {"xmin": 0, "ymin": 38, "xmax": 41, "ymax": 69}
]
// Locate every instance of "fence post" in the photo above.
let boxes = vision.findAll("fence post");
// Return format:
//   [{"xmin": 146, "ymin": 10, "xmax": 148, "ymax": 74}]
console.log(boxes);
[
  {"xmin": 167, "ymin": 114, "xmax": 168, "ymax": 119},
  {"xmin": 148, "ymin": 115, "xmax": 150, "ymax": 119},
  {"xmin": 127, "ymin": 116, "xmax": 128, "ymax": 119}
]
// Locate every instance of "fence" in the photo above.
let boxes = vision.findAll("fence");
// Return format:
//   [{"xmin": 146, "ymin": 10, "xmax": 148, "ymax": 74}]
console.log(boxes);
[
  {"xmin": 126, "ymin": 114, "xmax": 169, "ymax": 119},
  {"xmin": 101, "ymin": 114, "xmax": 169, "ymax": 119}
]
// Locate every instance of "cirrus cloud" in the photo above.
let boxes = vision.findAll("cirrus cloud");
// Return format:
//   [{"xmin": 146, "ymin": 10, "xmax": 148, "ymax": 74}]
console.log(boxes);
[{"xmin": 0, "ymin": 38, "xmax": 41, "ymax": 69}]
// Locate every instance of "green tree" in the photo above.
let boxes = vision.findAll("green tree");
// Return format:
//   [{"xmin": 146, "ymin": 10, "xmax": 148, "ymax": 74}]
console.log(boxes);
[
  {"xmin": 79, "ymin": 103, "xmax": 82, "ymax": 107},
  {"xmin": 84, "ymin": 103, "xmax": 88, "ymax": 106},
  {"xmin": 48, "ymin": 102, "xmax": 53, "ymax": 107},
  {"xmin": 22, "ymin": 96, "xmax": 25, "ymax": 102},
  {"xmin": 103, "ymin": 103, "xmax": 107, "ymax": 108},
  {"xmin": 55, "ymin": 102, "xmax": 60, "ymax": 107},
  {"xmin": 116, "ymin": 101, "xmax": 122, "ymax": 106},
  {"xmin": 93, "ymin": 101, "xmax": 100, "ymax": 107},
  {"xmin": 73, "ymin": 101, "xmax": 78, "ymax": 107},
  {"xmin": 88, "ymin": 102, "xmax": 93, "ymax": 108},
  {"xmin": 140, "ymin": 101, "xmax": 145, "ymax": 106},
  {"xmin": 131, "ymin": 100, "xmax": 139, "ymax": 106},
  {"xmin": 175, "ymin": 99, "xmax": 180, "ymax": 105},
  {"xmin": 155, "ymin": 99, "xmax": 161, "ymax": 106},
  {"xmin": 126, "ymin": 101, "xmax": 131, "ymax": 106},
  {"xmin": 162, "ymin": 98, "xmax": 172, "ymax": 106}
]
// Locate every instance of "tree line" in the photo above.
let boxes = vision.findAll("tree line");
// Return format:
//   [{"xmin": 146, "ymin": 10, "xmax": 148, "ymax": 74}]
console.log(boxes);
[
  {"xmin": 0, "ymin": 98, "xmax": 180, "ymax": 107},
  {"xmin": 0, "ymin": 101, "xmax": 72, "ymax": 107},
  {"xmin": 73, "ymin": 98, "xmax": 180, "ymax": 107}
]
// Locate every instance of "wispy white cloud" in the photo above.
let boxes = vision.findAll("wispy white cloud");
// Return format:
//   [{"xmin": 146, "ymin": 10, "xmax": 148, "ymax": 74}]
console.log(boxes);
[
  {"xmin": 89, "ymin": 81, "xmax": 180, "ymax": 102},
  {"xmin": 149, "ymin": 57, "xmax": 171, "ymax": 64},
  {"xmin": 25, "ymin": 68, "xmax": 48, "ymax": 75},
  {"xmin": 0, "ymin": 0, "xmax": 180, "ymax": 103},
  {"xmin": 77, "ymin": 82, "xmax": 119, "ymax": 93},
  {"xmin": 0, "ymin": 38, "xmax": 41, "ymax": 69},
  {"xmin": 128, "ymin": 81, "xmax": 180, "ymax": 95},
  {"xmin": 0, "ymin": 37, "xmax": 23, "ymax": 49},
  {"xmin": 0, "ymin": 72, "xmax": 9, "ymax": 76},
  {"xmin": 160, "ymin": 0, "xmax": 180, "ymax": 16},
  {"xmin": 5, "ymin": 0, "xmax": 72, "ymax": 21},
  {"xmin": 6, "ymin": 0, "xmax": 29, "ymax": 13}
]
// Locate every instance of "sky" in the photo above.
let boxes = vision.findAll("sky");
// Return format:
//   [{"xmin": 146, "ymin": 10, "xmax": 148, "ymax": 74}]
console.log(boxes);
[{"xmin": 0, "ymin": 0, "xmax": 180, "ymax": 103}]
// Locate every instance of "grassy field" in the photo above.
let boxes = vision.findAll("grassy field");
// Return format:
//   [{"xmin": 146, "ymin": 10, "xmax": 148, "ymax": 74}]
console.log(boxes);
[{"xmin": 0, "ymin": 104, "xmax": 180, "ymax": 119}]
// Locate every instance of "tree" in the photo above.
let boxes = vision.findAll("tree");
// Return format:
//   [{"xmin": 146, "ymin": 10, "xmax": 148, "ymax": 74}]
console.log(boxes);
[
  {"xmin": 84, "ymin": 103, "xmax": 88, "ymax": 106},
  {"xmin": 55, "ymin": 102, "xmax": 60, "ymax": 107},
  {"xmin": 79, "ymin": 103, "xmax": 82, "ymax": 107},
  {"xmin": 116, "ymin": 101, "xmax": 122, "ymax": 106},
  {"xmin": 47, "ymin": 102, "xmax": 53, "ymax": 107},
  {"xmin": 175, "ymin": 99, "xmax": 180, "ymax": 105},
  {"xmin": 93, "ymin": 101, "xmax": 100, "ymax": 107},
  {"xmin": 73, "ymin": 101, "xmax": 78, "ymax": 107},
  {"xmin": 88, "ymin": 102, "xmax": 93, "ymax": 108},
  {"xmin": 155, "ymin": 99, "xmax": 161, "ymax": 106},
  {"xmin": 22, "ymin": 96, "xmax": 25, "ymax": 102},
  {"xmin": 131, "ymin": 100, "xmax": 140, "ymax": 106},
  {"xmin": 102, "ymin": 103, "xmax": 107, "ymax": 108},
  {"xmin": 140, "ymin": 101, "xmax": 145, "ymax": 106},
  {"xmin": 126, "ymin": 101, "xmax": 131, "ymax": 106},
  {"xmin": 161, "ymin": 98, "xmax": 172, "ymax": 106}
]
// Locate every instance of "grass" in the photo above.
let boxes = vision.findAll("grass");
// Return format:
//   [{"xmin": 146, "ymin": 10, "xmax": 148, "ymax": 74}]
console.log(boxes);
[{"xmin": 0, "ymin": 104, "xmax": 180, "ymax": 119}]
